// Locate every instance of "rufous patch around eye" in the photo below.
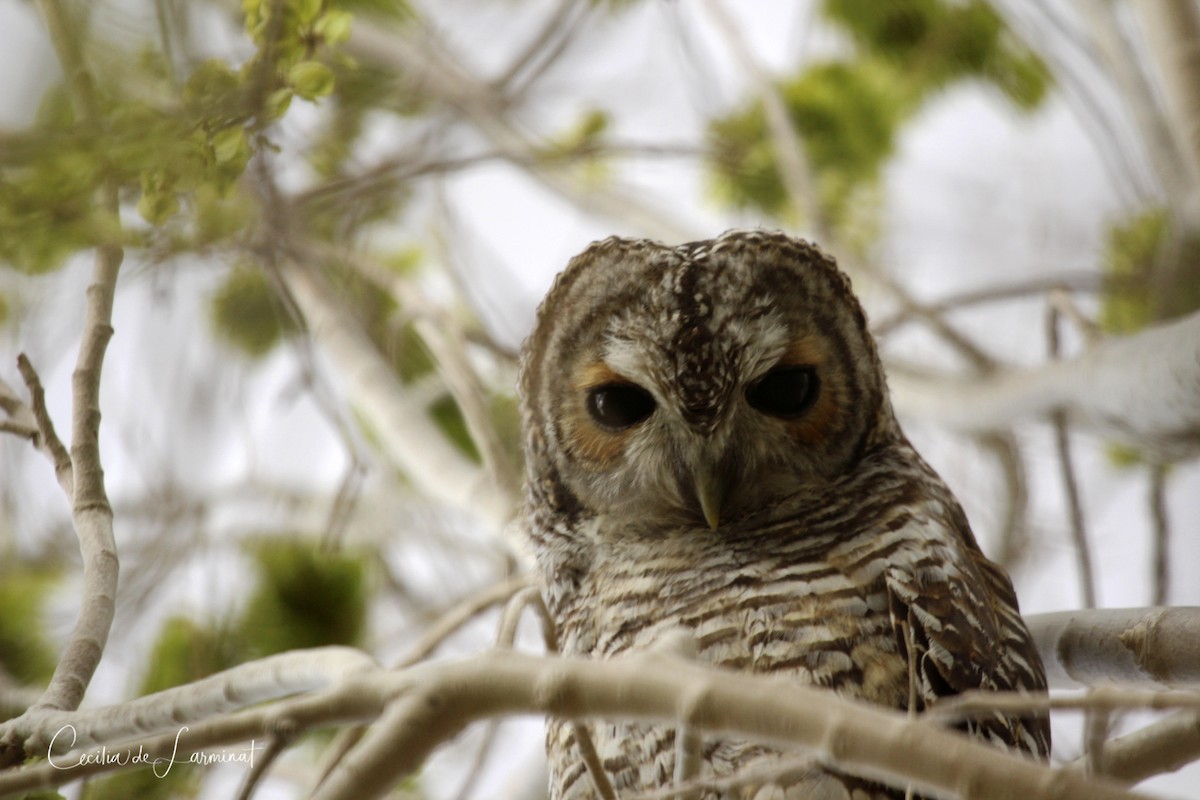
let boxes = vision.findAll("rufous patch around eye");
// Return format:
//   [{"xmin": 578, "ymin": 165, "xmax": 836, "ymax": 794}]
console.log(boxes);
[
  {"xmin": 778, "ymin": 336, "xmax": 843, "ymax": 447},
  {"xmin": 563, "ymin": 361, "xmax": 636, "ymax": 466}
]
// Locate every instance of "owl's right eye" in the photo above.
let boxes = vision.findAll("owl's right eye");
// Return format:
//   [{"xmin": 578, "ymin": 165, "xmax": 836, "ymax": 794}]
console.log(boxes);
[{"xmin": 587, "ymin": 383, "xmax": 656, "ymax": 430}]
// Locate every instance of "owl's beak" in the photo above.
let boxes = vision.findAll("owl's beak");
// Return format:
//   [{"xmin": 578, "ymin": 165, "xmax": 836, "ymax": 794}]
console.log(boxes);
[{"xmin": 694, "ymin": 466, "xmax": 725, "ymax": 530}]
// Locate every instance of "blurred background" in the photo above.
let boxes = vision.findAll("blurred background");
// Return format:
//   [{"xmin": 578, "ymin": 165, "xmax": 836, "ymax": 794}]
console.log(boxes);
[{"xmin": 1, "ymin": 0, "xmax": 1198, "ymax": 797}]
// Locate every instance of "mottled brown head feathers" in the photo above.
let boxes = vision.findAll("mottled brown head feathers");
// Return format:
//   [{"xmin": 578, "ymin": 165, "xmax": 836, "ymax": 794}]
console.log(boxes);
[{"xmin": 519, "ymin": 229, "xmax": 899, "ymax": 537}]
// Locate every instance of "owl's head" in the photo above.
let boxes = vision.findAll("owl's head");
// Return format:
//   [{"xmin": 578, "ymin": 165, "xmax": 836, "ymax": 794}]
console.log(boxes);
[{"xmin": 519, "ymin": 230, "xmax": 897, "ymax": 537}]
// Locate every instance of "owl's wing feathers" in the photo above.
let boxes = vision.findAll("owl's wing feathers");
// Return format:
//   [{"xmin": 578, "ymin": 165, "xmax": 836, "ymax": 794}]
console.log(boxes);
[{"xmin": 883, "ymin": 522, "xmax": 1051, "ymax": 759}]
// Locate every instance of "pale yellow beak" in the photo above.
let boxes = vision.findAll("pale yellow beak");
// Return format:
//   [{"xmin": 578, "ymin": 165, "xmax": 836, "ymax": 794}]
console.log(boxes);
[{"xmin": 694, "ymin": 466, "xmax": 724, "ymax": 530}]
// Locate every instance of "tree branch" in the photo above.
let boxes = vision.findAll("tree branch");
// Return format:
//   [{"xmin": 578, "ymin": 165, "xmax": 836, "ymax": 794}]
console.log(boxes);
[
  {"xmin": 14, "ymin": 355, "xmax": 73, "ymax": 496},
  {"xmin": 889, "ymin": 310, "xmax": 1200, "ymax": 460},
  {"xmin": 28, "ymin": 0, "xmax": 123, "ymax": 717},
  {"xmin": 1133, "ymin": 0, "xmax": 1200, "ymax": 189},
  {"xmin": 308, "ymin": 651, "xmax": 1143, "ymax": 800},
  {"xmin": 1097, "ymin": 709, "xmax": 1200, "ymax": 785},
  {"xmin": 1027, "ymin": 607, "xmax": 1200, "ymax": 690},
  {"xmin": 280, "ymin": 260, "xmax": 514, "ymax": 530}
]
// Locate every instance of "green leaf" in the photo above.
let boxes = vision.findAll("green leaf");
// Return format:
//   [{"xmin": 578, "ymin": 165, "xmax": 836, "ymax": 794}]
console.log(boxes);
[
  {"xmin": 265, "ymin": 87, "xmax": 294, "ymax": 122},
  {"xmin": 295, "ymin": 0, "xmax": 324, "ymax": 24},
  {"xmin": 315, "ymin": 9, "xmax": 353, "ymax": 44},
  {"xmin": 211, "ymin": 125, "xmax": 249, "ymax": 165},
  {"xmin": 429, "ymin": 394, "xmax": 481, "ymax": 462},
  {"xmin": 137, "ymin": 169, "xmax": 181, "ymax": 226},
  {"xmin": 289, "ymin": 61, "xmax": 337, "ymax": 100},
  {"xmin": 182, "ymin": 60, "xmax": 242, "ymax": 120}
]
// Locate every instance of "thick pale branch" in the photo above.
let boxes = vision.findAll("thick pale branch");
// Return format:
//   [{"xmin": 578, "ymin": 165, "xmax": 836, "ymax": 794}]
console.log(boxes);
[
  {"xmin": 0, "ymin": 647, "xmax": 375, "ymax": 753},
  {"xmin": 311, "ymin": 651, "xmax": 1143, "ymax": 800},
  {"xmin": 281, "ymin": 263, "xmax": 513, "ymax": 529},
  {"xmin": 1097, "ymin": 709, "xmax": 1200, "ymax": 785},
  {"xmin": 0, "ymin": 647, "xmax": 1178, "ymax": 800},
  {"xmin": 1027, "ymin": 607, "xmax": 1200, "ymax": 690},
  {"xmin": 1071, "ymin": 0, "xmax": 1190, "ymax": 206},
  {"xmin": 889, "ymin": 310, "xmax": 1200, "ymax": 459},
  {"xmin": 1134, "ymin": 0, "xmax": 1200, "ymax": 188}
]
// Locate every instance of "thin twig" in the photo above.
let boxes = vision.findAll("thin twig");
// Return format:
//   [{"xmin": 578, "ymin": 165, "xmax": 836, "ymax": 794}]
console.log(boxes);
[
  {"xmin": 1046, "ymin": 305, "xmax": 1096, "ymax": 609},
  {"xmin": 0, "ymin": 420, "xmax": 38, "ymax": 441},
  {"xmin": 394, "ymin": 576, "xmax": 530, "ymax": 668},
  {"xmin": 452, "ymin": 586, "xmax": 559, "ymax": 800},
  {"xmin": 978, "ymin": 433, "xmax": 1029, "ymax": 568},
  {"xmin": 872, "ymin": 272, "xmax": 1106, "ymax": 337},
  {"xmin": 1149, "ymin": 463, "xmax": 1170, "ymax": 606},
  {"xmin": 1046, "ymin": 299, "xmax": 1102, "ymax": 770},
  {"xmin": 903, "ymin": 607, "xmax": 919, "ymax": 800},
  {"xmin": 930, "ymin": 686, "xmax": 1200, "ymax": 721},
  {"xmin": 498, "ymin": 0, "xmax": 591, "ymax": 100},
  {"xmin": 319, "ymin": 458, "xmax": 366, "ymax": 553},
  {"xmin": 16, "ymin": 354, "xmax": 73, "ymax": 496},
  {"xmin": 234, "ymin": 731, "xmax": 292, "ymax": 800}
]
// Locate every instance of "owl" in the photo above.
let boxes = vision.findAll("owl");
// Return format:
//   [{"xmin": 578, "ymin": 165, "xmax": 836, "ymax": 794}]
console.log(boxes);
[{"xmin": 517, "ymin": 230, "xmax": 1049, "ymax": 799}]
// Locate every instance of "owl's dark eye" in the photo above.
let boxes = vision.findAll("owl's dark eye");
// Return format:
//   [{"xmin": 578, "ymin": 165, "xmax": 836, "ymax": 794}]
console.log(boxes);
[
  {"xmin": 746, "ymin": 366, "xmax": 819, "ymax": 418},
  {"xmin": 587, "ymin": 383, "xmax": 656, "ymax": 430}
]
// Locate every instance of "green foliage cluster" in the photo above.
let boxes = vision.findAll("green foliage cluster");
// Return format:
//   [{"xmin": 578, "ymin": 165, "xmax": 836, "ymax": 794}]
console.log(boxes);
[
  {"xmin": 80, "ymin": 756, "xmax": 197, "ymax": 800},
  {"xmin": 134, "ymin": 542, "xmax": 368, "ymax": 697},
  {"xmin": 76, "ymin": 541, "xmax": 367, "ymax": 798},
  {"xmin": 209, "ymin": 265, "xmax": 299, "ymax": 357},
  {"xmin": 0, "ymin": 568, "xmax": 61, "ymax": 687},
  {"xmin": 1100, "ymin": 207, "xmax": 1168, "ymax": 335},
  {"xmin": 241, "ymin": 539, "xmax": 368, "ymax": 658},
  {"xmin": 0, "ymin": 0, "xmax": 352, "ymax": 274},
  {"xmin": 708, "ymin": 0, "xmax": 1050, "ymax": 227}
]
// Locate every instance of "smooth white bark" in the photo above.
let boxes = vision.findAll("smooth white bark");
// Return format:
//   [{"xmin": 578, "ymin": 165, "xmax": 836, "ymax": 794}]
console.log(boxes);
[{"xmin": 890, "ymin": 310, "xmax": 1200, "ymax": 459}]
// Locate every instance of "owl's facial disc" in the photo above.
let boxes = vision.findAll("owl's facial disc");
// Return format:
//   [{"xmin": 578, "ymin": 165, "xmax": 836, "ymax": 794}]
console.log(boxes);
[{"xmin": 565, "ymin": 331, "xmax": 839, "ymax": 531}]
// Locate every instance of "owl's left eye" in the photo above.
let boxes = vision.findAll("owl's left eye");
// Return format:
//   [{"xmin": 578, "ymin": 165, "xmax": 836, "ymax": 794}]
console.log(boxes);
[
  {"xmin": 746, "ymin": 366, "xmax": 819, "ymax": 418},
  {"xmin": 587, "ymin": 383, "xmax": 656, "ymax": 430}
]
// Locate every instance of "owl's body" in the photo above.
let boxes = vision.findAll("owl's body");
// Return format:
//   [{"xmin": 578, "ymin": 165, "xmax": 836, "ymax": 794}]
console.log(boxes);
[{"xmin": 518, "ymin": 231, "xmax": 1049, "ymax": 799}]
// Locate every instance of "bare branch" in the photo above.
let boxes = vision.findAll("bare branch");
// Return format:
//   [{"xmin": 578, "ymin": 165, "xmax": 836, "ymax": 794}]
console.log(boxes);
[
  {"xmin": 702, "ymin": 0, "xmax": 822, "ymax": 231},
  {"xmin": 0, "ymin": 377, "xmax": 40, "ymax": 444},
  {"xmin": 344, "ymin": 17, "xmax": 701, "ymax": 243},
  {"xmin": 1149, "ymin": 463, "xmax": 1170, "ymax": 606},
  {"xmin": 280, "ymin": 262, "xmax": 514, "ymax": 530},
  {"xmin": 396, "ymin": 576, "xmax": 531, "ymax": 667},
  {"xmin": 0, "ymin": 646, "xmax": 376, "ymax": 752},
  {"xmin": 1027, "ymin": 607, "xmax": 1200, "ymax": 690},
  {"xmin": 889, "ymin": 309, "xmax": 1200, "ymax": 460},
  {"xmin": 1133, "ymin": 0, "xmax": 1200, "ymax": 189},
  {"xmin": 932, "ymin": 685, "xmax": 1200, "ymax": 721},
  {"xmin": 29, "ymin": 0, "xmax": 123, "ymax": 717},
  {"xmin": 1071, "ymin": 0, "xmax": 1192, "ymax": 206},
  {"xmin": 1098, "ymin": 709, "xmax": 1200, "ymax": 785},
  {"xmin": 872, "ymin": 272, "xmax": 1108, "ymax": 338},
  {"xmin": 15, "ymin": 355, "xmax": 73, "ymax": 496},
  {"xmin": 1047, "ymin": 305, "xmax": 1096, "ymax": 609},
  {"xmin": 308, "ymin": 651, "xmax": 1144, "ymax": 800}
]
